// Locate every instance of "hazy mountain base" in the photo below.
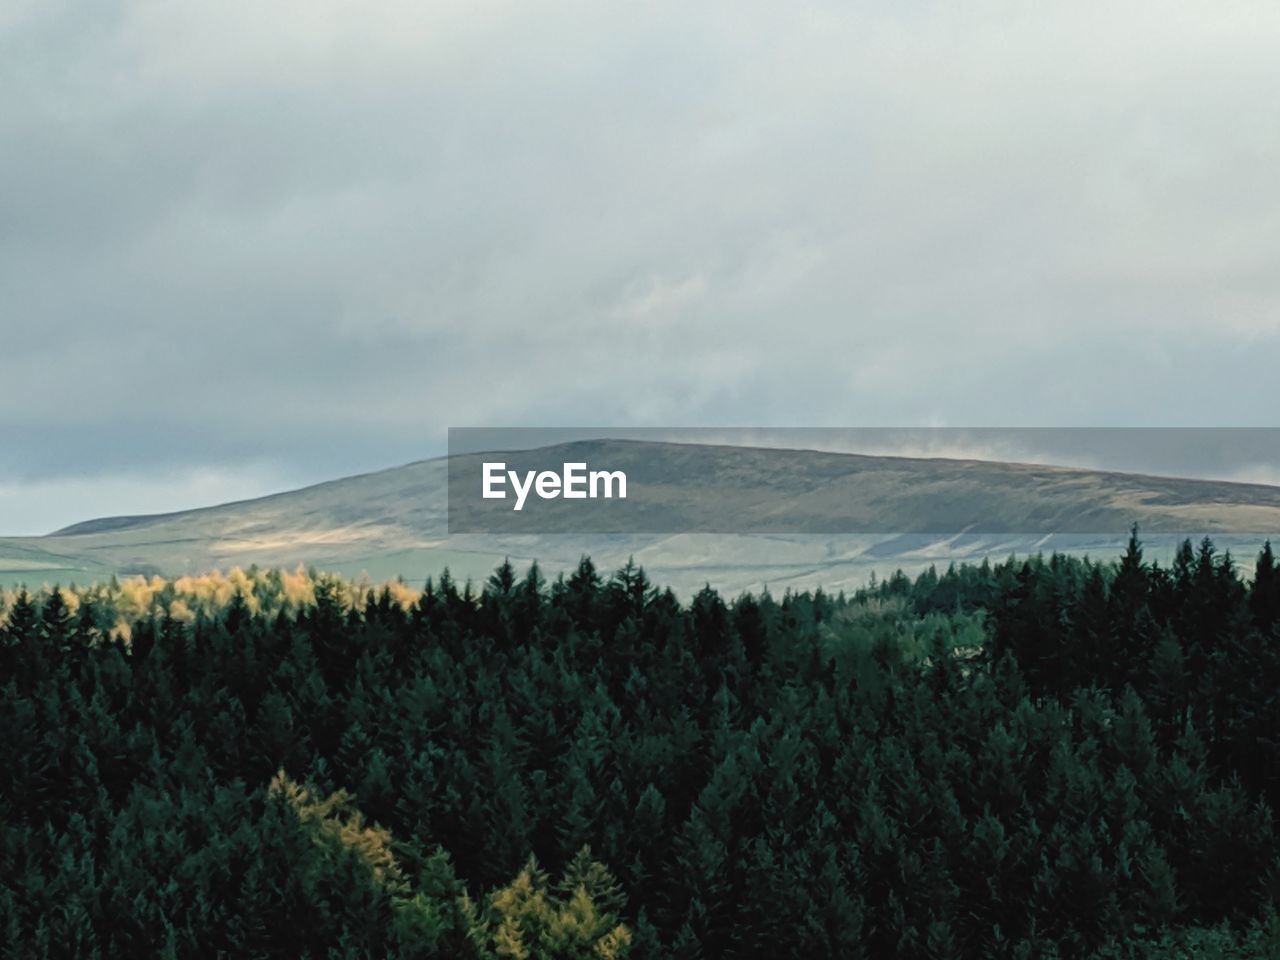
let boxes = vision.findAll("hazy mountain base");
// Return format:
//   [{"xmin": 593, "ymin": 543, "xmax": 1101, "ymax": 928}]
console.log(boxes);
[{"xmin": 3, "ymin": 530, "xmax": 1275, "ymax": 598}]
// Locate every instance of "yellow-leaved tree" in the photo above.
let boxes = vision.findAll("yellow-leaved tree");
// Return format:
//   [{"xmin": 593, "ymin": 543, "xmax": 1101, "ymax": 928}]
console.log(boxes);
[{"xmin": 269, "ymin": 771, "xmax": 631, "ymax": 959}]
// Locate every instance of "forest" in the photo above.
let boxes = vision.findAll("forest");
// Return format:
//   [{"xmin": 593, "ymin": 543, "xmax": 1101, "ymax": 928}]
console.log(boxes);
[{"xmin": 3, "ymin": 533, "xmax": 1280, "ymax": 958}]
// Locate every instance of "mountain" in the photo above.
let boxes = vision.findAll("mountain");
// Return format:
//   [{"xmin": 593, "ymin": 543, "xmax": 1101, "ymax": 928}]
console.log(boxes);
[{"xmin": 3, "ymin": 440, "xmax": 1280, "ymax": 593}]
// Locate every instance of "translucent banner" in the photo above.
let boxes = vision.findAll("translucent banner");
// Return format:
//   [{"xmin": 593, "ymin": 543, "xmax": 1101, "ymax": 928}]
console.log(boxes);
[{"xmin": 446, "ymin": 428, "xmax": 1280, "ymax": 535}]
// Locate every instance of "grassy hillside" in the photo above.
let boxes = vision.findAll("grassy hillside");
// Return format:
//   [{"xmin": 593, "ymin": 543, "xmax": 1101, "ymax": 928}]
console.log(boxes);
[{"xmin": 3, "ymin": 440, "xmax": 1280, "ymax": 592}]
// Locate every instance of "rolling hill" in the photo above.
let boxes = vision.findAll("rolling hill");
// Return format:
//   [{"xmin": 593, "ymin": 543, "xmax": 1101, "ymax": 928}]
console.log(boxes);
[{"xmin": 3, "ymin": 439, "xmax": 1280, "ymax": 593}]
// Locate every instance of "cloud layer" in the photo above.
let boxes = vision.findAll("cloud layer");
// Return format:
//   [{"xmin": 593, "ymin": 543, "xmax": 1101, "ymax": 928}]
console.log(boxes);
[{"xmin": 3, "ymin": 0, "xmax": 1279, "ymax": 533}]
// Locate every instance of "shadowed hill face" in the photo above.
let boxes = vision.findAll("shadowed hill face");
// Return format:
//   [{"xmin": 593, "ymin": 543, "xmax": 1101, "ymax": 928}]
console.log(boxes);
[
  {"xmin": 2, "ymin": 440, "xmax": 1279, "ymax": 592},
  {"xmin": 448, "ymin": 439, "xmax": 1280, "ymax": 534}
]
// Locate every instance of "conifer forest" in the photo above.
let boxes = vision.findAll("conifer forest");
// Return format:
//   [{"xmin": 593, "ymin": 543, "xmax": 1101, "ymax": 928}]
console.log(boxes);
[{"xmin": 4, "ymin": 533, "xmax": 1280, "ymax": 958}]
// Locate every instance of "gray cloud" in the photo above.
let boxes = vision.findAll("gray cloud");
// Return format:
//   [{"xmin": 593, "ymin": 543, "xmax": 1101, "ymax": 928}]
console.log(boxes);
[{"xmin": 3, "ymin": 0, "xmax": 1280, "ymax": 533}]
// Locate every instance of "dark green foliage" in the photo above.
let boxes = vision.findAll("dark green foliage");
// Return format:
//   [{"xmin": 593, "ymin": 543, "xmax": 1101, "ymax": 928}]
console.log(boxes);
[{"xmin": 2, "ymin": 536, "xmax": 1279, "ymax": 957}]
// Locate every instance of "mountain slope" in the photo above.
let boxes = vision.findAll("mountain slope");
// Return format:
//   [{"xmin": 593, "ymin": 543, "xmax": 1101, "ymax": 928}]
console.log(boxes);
[{"xmin": 3, "ymin": 440, "xmax": 1279, "ymax": 592}]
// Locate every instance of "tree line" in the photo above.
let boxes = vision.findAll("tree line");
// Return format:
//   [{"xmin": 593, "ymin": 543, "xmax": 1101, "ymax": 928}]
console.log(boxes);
[{"xmin": 2, "ymin": 535, "xmax": 1279, "ymax": 957}]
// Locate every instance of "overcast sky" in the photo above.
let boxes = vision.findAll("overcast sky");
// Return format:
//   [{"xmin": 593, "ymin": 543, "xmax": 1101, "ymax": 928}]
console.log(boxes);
[{"xmin": 3, "ymin": 1, "xmax": 1279, "ymax": 534}]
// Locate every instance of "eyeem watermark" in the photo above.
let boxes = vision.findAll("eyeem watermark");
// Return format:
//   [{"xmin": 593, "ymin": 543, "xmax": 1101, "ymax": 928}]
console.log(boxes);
[
  {"xmin": 447, "ymin": 427, "xmax": 1280, "ymax": 534},
  {"xmin": 482, "ymin": 461, "xmax": 627, "ymax": 511}
]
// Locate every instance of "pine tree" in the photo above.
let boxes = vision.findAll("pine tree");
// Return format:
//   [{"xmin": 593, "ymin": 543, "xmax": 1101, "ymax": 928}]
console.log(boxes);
[{"xmin": 1251, "ymin": 541, "xmax": 1280, "ymax": 632}]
